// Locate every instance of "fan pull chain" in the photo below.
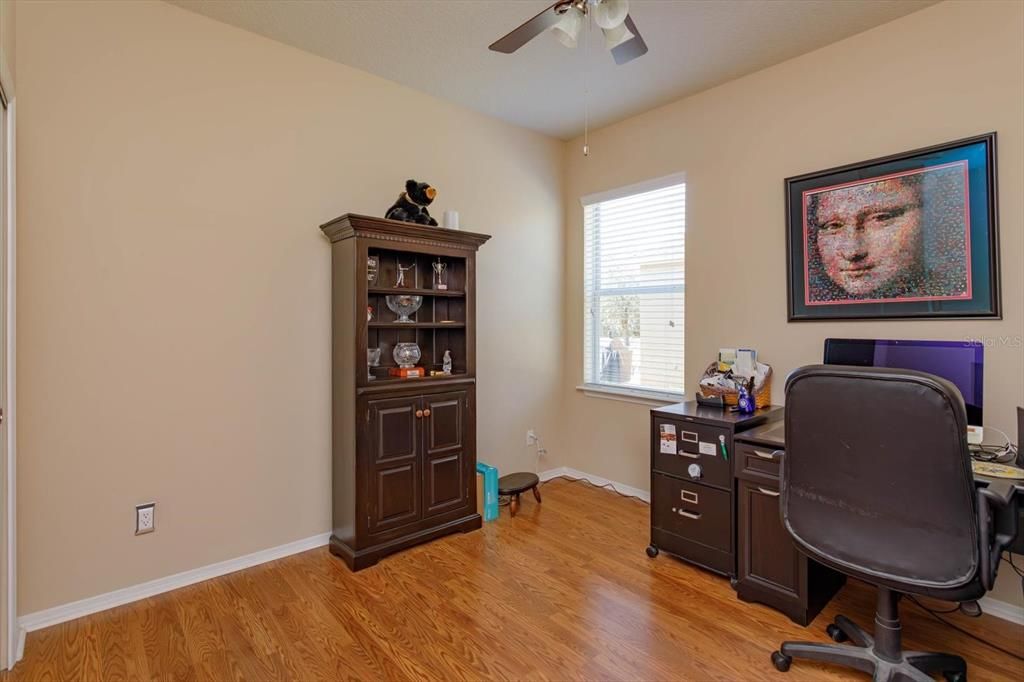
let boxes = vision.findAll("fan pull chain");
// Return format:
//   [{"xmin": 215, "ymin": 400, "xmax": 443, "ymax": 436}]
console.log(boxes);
[{"xmin": 583, "ymin": 6, "xmax": 590, "ymax": 157}]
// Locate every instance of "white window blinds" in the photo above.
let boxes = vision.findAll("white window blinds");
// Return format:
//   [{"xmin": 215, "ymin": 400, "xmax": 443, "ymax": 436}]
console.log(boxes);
[{"xmin": 582, "ymin": 176, "xmax": 685, "ymax": 397}]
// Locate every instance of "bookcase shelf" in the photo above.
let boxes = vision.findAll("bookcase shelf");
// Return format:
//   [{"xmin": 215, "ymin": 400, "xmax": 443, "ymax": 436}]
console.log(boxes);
[
  {"xmin": 368, "ymin": 322, "xmax": 465, "ymax": 329},
  {"xmin": 366, "ymin": 371, "xmax": 471, "ymax": 387},
  {"xmin": 368, "ymin": 287, "xmax": 465, "ymax": 298}
]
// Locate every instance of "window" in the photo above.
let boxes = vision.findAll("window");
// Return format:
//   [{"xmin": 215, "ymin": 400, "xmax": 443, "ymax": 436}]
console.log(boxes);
[{"xmin": 582, "ymin": 175, "xmax": 685, "ymax": 400}]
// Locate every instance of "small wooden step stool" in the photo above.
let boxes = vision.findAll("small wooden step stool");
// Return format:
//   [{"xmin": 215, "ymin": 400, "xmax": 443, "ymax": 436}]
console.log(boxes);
[{"xmin": 497, "ymin": 472, "xmax": 541, "ymax": 517}]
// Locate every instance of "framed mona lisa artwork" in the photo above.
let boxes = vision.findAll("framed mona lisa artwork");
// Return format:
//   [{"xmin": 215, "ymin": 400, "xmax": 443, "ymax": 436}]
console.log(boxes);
[{"xmin": 785, "ymin": 133, "xmax": 1000, "ymax": 321}]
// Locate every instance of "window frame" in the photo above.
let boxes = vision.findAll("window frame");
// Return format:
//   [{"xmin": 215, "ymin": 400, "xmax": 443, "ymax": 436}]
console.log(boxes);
[{"xmin": 578, "ymin": 173, "xmax": 686, "ymax": 404}]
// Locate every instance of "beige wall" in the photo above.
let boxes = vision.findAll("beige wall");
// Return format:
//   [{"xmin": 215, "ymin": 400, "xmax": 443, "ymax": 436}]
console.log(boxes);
[
  {"xmin": 14, "ymin": 0, "xmax": 1024, "ymax": 618},
  {"xmin": 15, "ymin": 0, "xmax": 563, "ymax": 615},
  {"xmin": 562, "ymin": 0, "xmax": 1023, "ymax": 605},
  {"xmin": 0, "ymin": 0, "xmax": 12, "ymax": 91}
]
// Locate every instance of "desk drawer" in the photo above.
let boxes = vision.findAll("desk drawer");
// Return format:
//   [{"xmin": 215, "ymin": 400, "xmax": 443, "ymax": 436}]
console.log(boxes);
[
  {"xmin": 736, "ymin": 442, "xmax": 784, "ymax": 480},
  {"xmin": 653, "ymin": 418, "xmax": 731, "ymax": 489},
  {"xmin": 652, "ymin": 473, "xmax": 731, "ymax": 553}
]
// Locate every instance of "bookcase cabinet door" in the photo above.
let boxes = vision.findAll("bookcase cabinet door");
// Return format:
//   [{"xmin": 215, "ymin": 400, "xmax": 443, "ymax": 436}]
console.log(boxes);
[
  {"xmin": 367, "ymin": 395, "xmax": 421, "ymax": 534},
  {"xmin": 422, "ymin": 390, "xmax": 470, "ymax": 516}
]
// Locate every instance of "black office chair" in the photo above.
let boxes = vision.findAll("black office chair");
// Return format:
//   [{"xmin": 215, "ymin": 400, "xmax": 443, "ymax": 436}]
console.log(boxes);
[{"xmin": 771, "ymin": 365, "xmax": 1017, "ymax": 682}]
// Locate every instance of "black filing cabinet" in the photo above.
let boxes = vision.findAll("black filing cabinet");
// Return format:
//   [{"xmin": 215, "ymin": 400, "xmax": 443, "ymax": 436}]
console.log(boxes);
[
  {"xmin": 734, "ymin": 419, "xmax": 846, "ymax": 625},
  {"xmin": 648, "ymin": 402, "xmax": 782, "ymax": 576}
]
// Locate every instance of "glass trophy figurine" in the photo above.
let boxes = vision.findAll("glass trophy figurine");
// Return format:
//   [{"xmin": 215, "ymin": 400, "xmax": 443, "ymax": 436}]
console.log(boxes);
[
  {"xmin": 395, "ymin": 260, "xmax": 416, "ymax": 288},
  {"xmin": 432, "ymin": 258, "xmax": 448, "ymax": 291}
]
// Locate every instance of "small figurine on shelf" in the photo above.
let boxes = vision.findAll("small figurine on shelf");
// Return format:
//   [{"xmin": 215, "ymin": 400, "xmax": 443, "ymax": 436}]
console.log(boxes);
[
  {"xmin": 396, "ymin": 260, "xmax": 416, "ymax": 288},
  {"xmin": 367, "ymin": 348, "xmax": 381, "ymax": 381},
  {"xmin": 442, "ymin": 350, "xmax": 452, "ymax": 375},
  {"xmin": 432, "ymin": 258, "xmax": 448, "ymax": 291},
  {"xmin": 367, "ymin": 305, "xmax": 373, "ymax": 322}
]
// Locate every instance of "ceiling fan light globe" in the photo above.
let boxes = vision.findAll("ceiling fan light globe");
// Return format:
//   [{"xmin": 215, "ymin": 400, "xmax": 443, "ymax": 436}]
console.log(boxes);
[
  {"xmin": 551, "ymin": 6, "xmax": 583, "ymax": 48},
  {"xmin": 602, "ymin": 22, "xmax": 634, "ymax": 50},
  {"xmin": 593, "ymin": 0, "xmax": 629, "ymax": 30}
]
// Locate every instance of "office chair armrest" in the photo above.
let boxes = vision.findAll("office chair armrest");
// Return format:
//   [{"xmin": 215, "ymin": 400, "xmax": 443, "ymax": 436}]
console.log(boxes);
[{"xmin": 976, "ymin": 487, "xmax": 1018, "ymax": 591}]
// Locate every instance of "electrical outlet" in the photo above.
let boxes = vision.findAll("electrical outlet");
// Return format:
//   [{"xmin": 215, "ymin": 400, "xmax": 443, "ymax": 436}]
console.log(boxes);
[
  {"xmin": 136, "ymin": 502, "xmax": 155, "ymax": 535},
  {"xmin": 526, "ymin": 429, "xmax": 537, "ymax": 446}
]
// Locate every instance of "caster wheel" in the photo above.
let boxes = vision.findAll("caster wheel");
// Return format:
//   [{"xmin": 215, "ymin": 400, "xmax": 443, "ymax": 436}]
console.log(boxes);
[
  {"xmin": 826, "ymin": 623, "xmax": 848, "ymax": 643},
  {"xmin": 645, "ymin": 545, "xmax": 659, "ymax": 558},
  {"xmin": 771, "ymin": 651, "xmax": 792, "ymax": 672},
  {"xmin": 942, "ymin": 672, "xmax": 966, "ymax": 682}
]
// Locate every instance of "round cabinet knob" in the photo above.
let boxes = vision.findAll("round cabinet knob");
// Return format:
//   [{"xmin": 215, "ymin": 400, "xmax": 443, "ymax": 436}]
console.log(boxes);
[
  {"xmin": 423, "ymin": 409, "xmax": 431, "ymax": 417},
  {"xmin": 415, "ymin": 409, "xmax": 424, "ymax": 418},
  {"xmin": 687, "ymin": 463, "xmax": 702, "ymax": 479}
]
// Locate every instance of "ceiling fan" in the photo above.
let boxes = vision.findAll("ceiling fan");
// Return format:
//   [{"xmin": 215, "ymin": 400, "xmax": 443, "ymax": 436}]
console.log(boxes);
[{"xmin": 489, "ymin": 0, "xmax": 648, "ymax": 66}]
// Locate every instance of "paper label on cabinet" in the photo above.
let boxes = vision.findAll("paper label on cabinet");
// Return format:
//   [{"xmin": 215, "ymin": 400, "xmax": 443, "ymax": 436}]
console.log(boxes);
[
  {"xmin": 698, "ymin": 441, "xmax": 716, "ymax": 456},
  {"xmin": 659, "ymin": 424, "xmax": 677, "ymax": 454}
]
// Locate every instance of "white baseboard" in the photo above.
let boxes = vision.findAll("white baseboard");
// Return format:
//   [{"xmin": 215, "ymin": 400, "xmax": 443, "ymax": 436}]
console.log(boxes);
[
  {"xmin": 13, "ymin": 494, "xmax": 1024, "ymax": 637},
  {"xmin": 539, "ymin": 467, "xmax": 1024, "ymax": 626},
  {"xmin": 540, "ymin": 466, "xmax": 650, "ymax": 503},
  {"xmin": 979, "ymin": 596, "xmax": 1024, "ymax": 626},
  {"xmin": 18, "ymin": 532, "xmax": 331, "ymax": 633}
]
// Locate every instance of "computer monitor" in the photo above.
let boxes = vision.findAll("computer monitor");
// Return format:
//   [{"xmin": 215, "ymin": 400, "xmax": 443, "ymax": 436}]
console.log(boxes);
[{"xmin": 823, "ymin": 338, "xmax": 983, "ymax": 427}]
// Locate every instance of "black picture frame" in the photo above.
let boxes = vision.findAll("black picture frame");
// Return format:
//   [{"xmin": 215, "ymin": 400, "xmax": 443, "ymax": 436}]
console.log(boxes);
[{"xmin": 785, "ymin": 133, "xmax": 1000, "ymax": 321}]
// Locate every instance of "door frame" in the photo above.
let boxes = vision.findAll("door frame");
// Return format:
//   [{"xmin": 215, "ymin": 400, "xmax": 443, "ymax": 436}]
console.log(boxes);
[
  {"xmin": 2, "ymin": 92, "xmax": 16, "ymax": 671},
  {"xmin": 0, "ymin": 12, "xmax": 17, "ymax": 668}
]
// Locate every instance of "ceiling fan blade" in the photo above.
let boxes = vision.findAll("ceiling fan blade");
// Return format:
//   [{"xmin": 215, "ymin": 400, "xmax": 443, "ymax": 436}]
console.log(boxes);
[
  {"xmin": 610, "ymin": 14, "xmax": 648, "ymax": 65},
  {"xmin": 489, "ymin": 2, "xmax": 565, "ymax": 54}
]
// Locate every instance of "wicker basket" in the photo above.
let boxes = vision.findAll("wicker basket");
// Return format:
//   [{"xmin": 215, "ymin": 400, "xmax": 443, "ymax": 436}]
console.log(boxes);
[{"xmin": 698, "ymin": 362, "xmax": 773, "ymax": 409}]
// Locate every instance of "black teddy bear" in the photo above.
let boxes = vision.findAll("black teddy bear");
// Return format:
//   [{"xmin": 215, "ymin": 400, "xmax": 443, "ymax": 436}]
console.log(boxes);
[{"xmin": 385, "ymin": 179, "xmax": 438, "ymax": 226}]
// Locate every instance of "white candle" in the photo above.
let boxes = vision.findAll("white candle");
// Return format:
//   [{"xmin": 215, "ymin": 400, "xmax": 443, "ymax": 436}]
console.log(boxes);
[{"xmin": 443, "ymin": 210, "xmax": 460, "ymax": 230}]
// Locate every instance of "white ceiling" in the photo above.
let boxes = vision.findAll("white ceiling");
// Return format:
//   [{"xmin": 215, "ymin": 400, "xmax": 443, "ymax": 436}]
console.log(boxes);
[{"xmin": 168, "ymin": 0, "xmax": 937, "ymax": 140}]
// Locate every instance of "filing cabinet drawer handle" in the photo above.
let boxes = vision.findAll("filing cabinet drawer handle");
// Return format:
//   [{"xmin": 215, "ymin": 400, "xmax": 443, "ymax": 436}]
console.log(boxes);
[
  {"xmin": 680, "ymin": 490, "xmax": 698, "ymax": 504},
  {"xmin": 754, "ymin": 449, "xmax": 783, "ymax": 461},
  {"xmin": 676, "ymin": 451, "xmax": 699, "ymax": 459},
  {"xmin": 681, "ymin": 430, "xmax": 699, "ymax": 443},
  {"xmin": 758, "ymin": 487, "xmax": 780, "ymax": 497},
  {"xmin": 678, "ymin": 510, "xmax": 701, "ymax": 520}
]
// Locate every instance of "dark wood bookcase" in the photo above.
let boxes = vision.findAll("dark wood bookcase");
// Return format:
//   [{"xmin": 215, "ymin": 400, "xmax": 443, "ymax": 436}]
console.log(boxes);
[{"xmin": 320, "ymin": 214, "xmax": 490, "ymax": 570}]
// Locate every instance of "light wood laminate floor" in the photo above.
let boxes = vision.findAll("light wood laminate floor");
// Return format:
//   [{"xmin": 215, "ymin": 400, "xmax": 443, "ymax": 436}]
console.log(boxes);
[{"xmin": 4, "ymin": 478, "xmax": 1023, "ymax": 680}]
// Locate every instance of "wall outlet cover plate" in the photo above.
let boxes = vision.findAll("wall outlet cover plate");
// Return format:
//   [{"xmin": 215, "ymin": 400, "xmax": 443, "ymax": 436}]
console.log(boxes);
[{"xmin": 136, "ymin": 502, "xmax": 155, "ymax": 535}]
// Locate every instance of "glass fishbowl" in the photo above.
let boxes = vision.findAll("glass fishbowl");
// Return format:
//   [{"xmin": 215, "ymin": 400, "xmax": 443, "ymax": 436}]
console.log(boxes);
[
  {"xmin": 393, "ymin": 342, "xmax": 421, "ymax": 369},
  {"xmin": 385, "ymin": 294, "xmax": 423, "ymax": 323}
]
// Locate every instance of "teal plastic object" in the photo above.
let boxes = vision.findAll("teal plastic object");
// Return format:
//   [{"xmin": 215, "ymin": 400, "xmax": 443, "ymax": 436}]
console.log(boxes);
[{"xmin": 476, "ymin": 462, "xmax": 499, "ymax": 522}]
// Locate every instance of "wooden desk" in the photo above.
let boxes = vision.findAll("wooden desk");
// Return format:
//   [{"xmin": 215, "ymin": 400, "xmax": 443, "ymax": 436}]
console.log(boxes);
[
  {"xmin": 975, "ymin": 474, "xmax": 1024, "ymax": 506},
  {"xmin": 738, "ymin": 417, "xmax": 1024, "ymax": 497},
  {"xmin": 733, "ymin": 418, "xmax": 844, "ymax": 624},
  {"xmin": 733, "ymin": 416, "xmax": 1022, "ymax": 625}
]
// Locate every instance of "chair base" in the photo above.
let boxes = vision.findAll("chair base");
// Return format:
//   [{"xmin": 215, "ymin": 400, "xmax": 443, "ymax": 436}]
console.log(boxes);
[{"xmin": 772, "ymin": 589, "xmax": 967, "ymax": 681}]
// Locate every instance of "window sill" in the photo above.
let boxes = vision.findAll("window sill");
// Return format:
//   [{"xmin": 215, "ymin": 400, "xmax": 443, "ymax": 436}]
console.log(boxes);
[{"xmin": 576, "ymin": 384, "xmax": 684, "ymax": 407}]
